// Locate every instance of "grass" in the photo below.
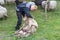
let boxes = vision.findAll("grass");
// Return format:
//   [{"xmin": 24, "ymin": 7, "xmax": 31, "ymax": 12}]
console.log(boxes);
[{"xmin": 0, "ymin": 1, "xmax": 60, "ymax": 40}]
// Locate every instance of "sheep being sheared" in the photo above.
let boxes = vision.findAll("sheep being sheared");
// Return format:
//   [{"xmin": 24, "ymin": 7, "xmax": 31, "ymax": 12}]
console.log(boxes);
[
  {"xmin": 15, "ymin": 18, "xmax": 38, "ymax": 38},
  {"xmin": 0, "ymin": 6, "xmax": 8, "ymax": 18},
  {"xmin": 42, "ymin": 1, "xmax": 57, "ymax": 10},
  {"xmin": 0, "ymin": 0, "xmax": 5, "ymax": 5}
]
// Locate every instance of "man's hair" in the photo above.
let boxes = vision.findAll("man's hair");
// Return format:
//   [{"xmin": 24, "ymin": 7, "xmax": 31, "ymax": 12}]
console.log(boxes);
[{"xmin": 31, "ymin": 5, "xmax": 38, "ymax": 11}]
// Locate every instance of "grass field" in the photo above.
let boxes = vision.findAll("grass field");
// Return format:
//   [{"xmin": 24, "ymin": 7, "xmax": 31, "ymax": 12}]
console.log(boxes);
[{"xmin": 0, "ymin": 1, "xmax": 60, "ymax": 40}]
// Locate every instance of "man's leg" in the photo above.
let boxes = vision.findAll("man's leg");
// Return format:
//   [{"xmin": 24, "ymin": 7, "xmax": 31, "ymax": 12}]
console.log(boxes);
[
  {"xmin": 21, "ymin": 11, "xmax": 25, "ymax": 17},
  {"xmin": 15, "ymin": 11, "xmax": 22, "ymax": 31}
]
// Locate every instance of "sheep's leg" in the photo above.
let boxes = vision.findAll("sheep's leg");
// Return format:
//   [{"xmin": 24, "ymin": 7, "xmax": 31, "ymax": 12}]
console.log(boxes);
[
  {"xmin": 3, "ymin": 13, "xmax": 8, "ymax": 20},
  {"xmin": 4, "ymin": 14, "xmax": 8, "ymax": 17}
]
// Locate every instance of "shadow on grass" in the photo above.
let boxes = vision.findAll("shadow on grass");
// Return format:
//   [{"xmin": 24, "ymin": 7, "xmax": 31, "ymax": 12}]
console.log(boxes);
[{"xmin": 0, "ymin": 18, "xmax": 8, "ymax": 21}]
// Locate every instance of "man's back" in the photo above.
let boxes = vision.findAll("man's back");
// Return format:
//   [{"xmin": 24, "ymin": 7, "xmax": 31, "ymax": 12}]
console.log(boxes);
[{"xmin": 26, "ymin": 2, "xmax": 35, "ymax": 8}]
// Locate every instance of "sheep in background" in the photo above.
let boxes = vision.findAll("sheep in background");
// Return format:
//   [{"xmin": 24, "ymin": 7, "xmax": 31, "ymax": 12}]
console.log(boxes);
[
  {"xmin": 6, "ymin": 0, "xmax": 15, "ymax": 4},
  {"xmin": 32, "ymin": 0, "xmax": 47, "ymax": 5},
  {"xmin": 0, "ymin": 0, "xmax": 5, "ymax": 5},
  {"xmin": 42, "ymin": 1, "xmax": 57, "ymax": 10},
  {"xmin": 0, "ymin": 6, "xmax": 8, "ymax": 19}
]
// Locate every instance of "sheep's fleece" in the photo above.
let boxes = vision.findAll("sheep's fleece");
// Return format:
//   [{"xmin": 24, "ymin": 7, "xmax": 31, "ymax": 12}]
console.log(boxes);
[
  {"xmin": 0, "ymin": 0, "xmax": 5, "ymax": 4},
  {"xmin": 0, "ymin": 6, "xmax": 7, "ymax": 18},
  {"xmin": 42, "ymin": 1, "xmax": 57, "ymax": 10},
  {"xmin": 15, "ymin": 18, "xmax": 38, "ymax": 38}
]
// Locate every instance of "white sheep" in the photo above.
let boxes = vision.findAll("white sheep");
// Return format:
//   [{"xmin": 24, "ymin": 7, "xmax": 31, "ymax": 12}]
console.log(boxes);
[
  {"xmin": 0, "ymin": 0, "xmax": 5, "ymax": 5},
  {"xmin": 15, "ymin": 18, "xmax": 38, "ymax": 38},
  {"xmin": 0, "ymin": 6, "xmax": 8, "ymax": 18},
  {"xmin": 42, "ymin": 1, "xmax": 57, "ymax": 10},
  {"xmin": 6, "ymin": 0, "xmax": 15, "ymax": 3}
]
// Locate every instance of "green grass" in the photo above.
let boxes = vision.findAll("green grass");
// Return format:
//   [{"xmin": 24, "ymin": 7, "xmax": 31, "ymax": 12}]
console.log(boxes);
[{"xmin": 0, "ymin": 1, "xmax": 60, "ymax": 40}]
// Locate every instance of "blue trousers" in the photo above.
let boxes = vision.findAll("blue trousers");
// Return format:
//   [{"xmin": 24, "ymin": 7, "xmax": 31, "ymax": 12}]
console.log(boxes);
[{"xmin": 15, "ymin": 4, "xmax": 33, "ymax": 30}]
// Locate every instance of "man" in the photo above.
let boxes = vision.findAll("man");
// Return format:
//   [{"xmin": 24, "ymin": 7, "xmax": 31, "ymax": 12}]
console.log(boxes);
[{"xmin": 15, "ymin": 0, "xmax": 37, "ymax": 31}]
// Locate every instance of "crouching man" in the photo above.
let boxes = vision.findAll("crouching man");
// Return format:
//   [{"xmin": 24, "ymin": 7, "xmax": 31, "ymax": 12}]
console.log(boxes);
[{"xmin": 15, "ymin": 0, "xmax": 38, "ymax": 31}]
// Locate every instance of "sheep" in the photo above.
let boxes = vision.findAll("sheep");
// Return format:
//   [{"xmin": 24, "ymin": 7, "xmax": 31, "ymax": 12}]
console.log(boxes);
[
  {"xmin": 15, "ymin": 18, "xmax": 38, "ymax": 38},
  {"xmin": 0, "ymin": 5, "xmax": 8, "ymax": 19},
  {"xmin": 0, "ymin": 0, "xmax": 5, "ymax": 5},
  {"xmin": 32, "ymin": 0, "xmax": 47, "ymax": 5},
  {"xmin": 42, "ymin": 1, "xmax": 57, "ymax": 10},
  {"xmin": 6, "ymin": 0, "xmax": 15, "ymax": 4}
]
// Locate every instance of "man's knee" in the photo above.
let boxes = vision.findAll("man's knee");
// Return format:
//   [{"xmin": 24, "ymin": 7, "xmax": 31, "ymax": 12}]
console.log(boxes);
[{"xmin": 18, "ymin": 21, "xmax": 22, "ymax": 25}]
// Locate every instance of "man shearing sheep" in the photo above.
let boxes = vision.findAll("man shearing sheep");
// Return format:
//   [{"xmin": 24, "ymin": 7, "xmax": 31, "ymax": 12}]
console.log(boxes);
[{"xmin": 15, "ymin": 0, "xmax": 37, "ymax": 31}]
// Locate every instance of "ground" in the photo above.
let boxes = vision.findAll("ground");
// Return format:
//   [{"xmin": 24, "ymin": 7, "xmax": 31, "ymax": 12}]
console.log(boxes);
[{"xmin": 0, "ymin": 1, "xmax": 60, "ymax": 40}]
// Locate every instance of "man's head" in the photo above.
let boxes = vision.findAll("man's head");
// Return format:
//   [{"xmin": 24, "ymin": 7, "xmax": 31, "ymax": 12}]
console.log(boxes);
[{"xmin": 30, "ymin": 5, "xmax": 38, "ymax": 11}]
